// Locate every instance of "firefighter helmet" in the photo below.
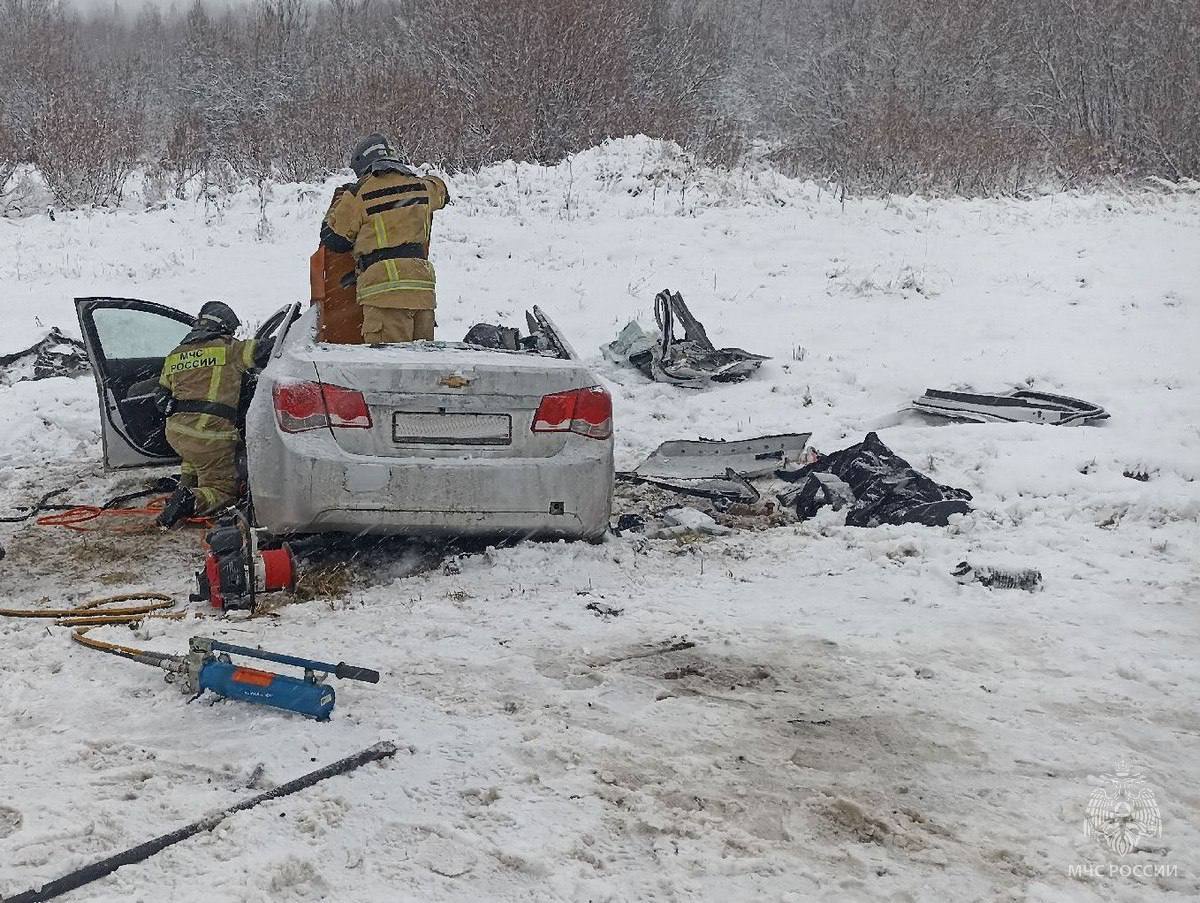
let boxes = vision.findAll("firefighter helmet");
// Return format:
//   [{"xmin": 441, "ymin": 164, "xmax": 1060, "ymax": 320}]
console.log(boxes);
[
  {"xmin": 349, "ymin": 133, "xmax": 402, "ymax": 178},
  {"xmin": 196, "ymin": 300, "xmax": 240, "ymax": 335}
]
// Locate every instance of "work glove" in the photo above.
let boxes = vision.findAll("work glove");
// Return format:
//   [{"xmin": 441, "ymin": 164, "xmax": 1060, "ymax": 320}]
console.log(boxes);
[{"xmin": 153, "ymin": 386, "xmax": 176, "ymax": 416}]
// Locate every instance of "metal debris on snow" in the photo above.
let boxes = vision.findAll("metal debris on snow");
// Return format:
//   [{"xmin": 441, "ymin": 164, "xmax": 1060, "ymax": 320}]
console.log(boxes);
[
  {"xmin": 912, "ymin": 389, "xmax": 1108, "ymax": 426},
  {"xmin": 603, "ymin": 289, "xmax": 769, "ymax": 387}
]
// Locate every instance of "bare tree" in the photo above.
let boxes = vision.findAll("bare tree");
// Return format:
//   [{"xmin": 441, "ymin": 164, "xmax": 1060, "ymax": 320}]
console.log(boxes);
[{"xmin": 0, "ymin": 0, "xmax": 1196, "ymax": 204}]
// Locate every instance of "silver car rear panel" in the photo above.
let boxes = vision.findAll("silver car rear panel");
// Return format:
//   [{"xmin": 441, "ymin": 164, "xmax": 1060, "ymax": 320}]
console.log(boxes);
[{"xmin": 246, "ymin": 308, "xmax": 614, "ymax": 539}]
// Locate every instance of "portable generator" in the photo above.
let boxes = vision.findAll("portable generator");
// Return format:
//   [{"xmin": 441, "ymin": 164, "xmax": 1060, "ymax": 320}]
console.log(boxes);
[{"xmin": 193, "ymin": 511, "xmax": 296, "ymax": 612}]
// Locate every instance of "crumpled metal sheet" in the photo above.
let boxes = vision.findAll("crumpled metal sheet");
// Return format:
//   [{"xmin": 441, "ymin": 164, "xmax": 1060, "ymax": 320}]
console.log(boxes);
[
  {"xmin": 618, "ymin": 433, "xmax": 812, "ymax": 504},
  {"xmin": 618, "ymin": 468, "xmax": 761, "ymax": 504},
  {"xmin": 633, "ymin": 433, "xmax": 813, "ymax": 481},
  {"xmin": 459, "ymin": 306, "xmax": 576, "ymax": 359},
  {"xmin": 912, "ymin": 389, "xmax": 1109, "ymax": 425},
  {"xmin": 0, "ymin": 327, "xmax": 89, "ymax": 386},
  {"xmin": 602, "ymin": 290, "xmax": 768, "ymax": 388},
  {"xmin": 602, "ymin": 321, "xmax": 659, "ymax": 365},
  {"xmin": 619, "ymin": 433, "xmax": 811, "ymax": 503}
]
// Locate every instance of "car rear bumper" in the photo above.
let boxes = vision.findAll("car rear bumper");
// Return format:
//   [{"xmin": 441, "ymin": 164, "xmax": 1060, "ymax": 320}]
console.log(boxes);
[{"xmin": 248, "ymin": 430, "xmax": 614, "ymax": 540}]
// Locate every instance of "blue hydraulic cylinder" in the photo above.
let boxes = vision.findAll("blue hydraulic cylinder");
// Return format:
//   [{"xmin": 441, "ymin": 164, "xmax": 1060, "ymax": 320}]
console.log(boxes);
[{"xmin": 198, "ymin": 660, "xmax": 336, "ymax": 721}]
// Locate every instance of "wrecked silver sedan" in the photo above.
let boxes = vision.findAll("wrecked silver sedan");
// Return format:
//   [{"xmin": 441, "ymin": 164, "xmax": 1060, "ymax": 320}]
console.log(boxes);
[{"xmin": 76, "ymin": 298, "xmax": 614, "ymax": 541}]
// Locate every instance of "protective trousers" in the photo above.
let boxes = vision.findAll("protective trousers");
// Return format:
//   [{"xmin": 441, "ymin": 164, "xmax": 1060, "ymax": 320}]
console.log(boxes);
[
  {"xmin": 166, "ymin": 416, "xmax": 239, "ymax": 515},
  {"xmin": 362, "ymin": 305, "xmax": 435, "ymax": 343}
]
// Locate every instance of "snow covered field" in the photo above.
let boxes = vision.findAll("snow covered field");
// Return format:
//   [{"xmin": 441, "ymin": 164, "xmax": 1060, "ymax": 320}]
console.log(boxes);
[{"xmin": 1, "ymin": 139, "xmax": 1198, "ymax": 902}]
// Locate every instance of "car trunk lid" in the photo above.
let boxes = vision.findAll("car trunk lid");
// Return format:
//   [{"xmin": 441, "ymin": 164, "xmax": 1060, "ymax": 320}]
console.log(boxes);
[{"xmin": 310, "ymin": 343, "xmax": 597, "ymax": 458}]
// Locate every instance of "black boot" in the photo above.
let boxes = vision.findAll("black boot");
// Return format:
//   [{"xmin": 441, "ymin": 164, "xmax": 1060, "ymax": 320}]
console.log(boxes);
[{"xmin": 156, "ymin": 486, "xmax": 197, "ymax": 528}]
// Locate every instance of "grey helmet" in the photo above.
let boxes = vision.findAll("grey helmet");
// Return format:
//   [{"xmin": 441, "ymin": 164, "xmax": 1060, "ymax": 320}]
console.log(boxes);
[
  {"xmin": 196, "ymin": 300, "xmax": 240, "ymax": 335},
  {"xmin": 349, "ymin": 133, "xmax": 405, "ymax": 178}
]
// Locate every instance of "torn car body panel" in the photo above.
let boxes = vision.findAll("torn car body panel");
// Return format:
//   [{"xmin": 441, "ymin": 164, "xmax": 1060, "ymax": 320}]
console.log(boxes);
[
  {"xmin": 912, "ymin": 389, "xmax": 1109, "ymax": 425},
  {"xmin": 618, "ymin": 469, "xmax": 761, "ymax": 504},
  {"xmin": 0, "ymin": 327, "xmax": 89, "ymax": 386},
  {"xmin": 618, "ymin": 433, "xmax": 810, "ymax": 505},
  {"xmin": 603, "ymin": 290, "xmax": 768, "ymax": 387},
  {"xmin": 632, "ymin": 434, "xmax": 813, "ymax": 481}
]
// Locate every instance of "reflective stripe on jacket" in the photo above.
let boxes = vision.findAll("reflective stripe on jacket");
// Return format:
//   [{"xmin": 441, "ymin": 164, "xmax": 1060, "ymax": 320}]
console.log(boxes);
[
  {"xmin": 159, "ymin": 336, "xmax": 257, "ymax": 435},
  {"xmin": 319, "ymin": 170, "xmax": 449, "ymax": 310}
]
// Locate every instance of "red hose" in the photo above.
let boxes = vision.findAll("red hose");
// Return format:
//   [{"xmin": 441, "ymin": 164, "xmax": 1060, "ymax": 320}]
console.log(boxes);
[{"xmin": 36, "ymin": 496, "xmax": 212, "ymax": 532}]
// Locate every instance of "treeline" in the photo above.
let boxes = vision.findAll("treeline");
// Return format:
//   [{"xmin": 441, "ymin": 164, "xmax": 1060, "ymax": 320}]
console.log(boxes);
[{"xmin": 0, "ymin": 0, "xmax": 1196, "ymax": 206}]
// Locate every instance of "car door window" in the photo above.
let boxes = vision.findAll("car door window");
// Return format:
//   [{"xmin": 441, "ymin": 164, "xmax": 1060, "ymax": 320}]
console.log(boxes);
[
  {"xmin": 92, "ymin": 307, "xmax": 192, "ymax": 360},
  {"xmin": 79, "ymin": 299, "xmax": 195, "ymax": 465}
]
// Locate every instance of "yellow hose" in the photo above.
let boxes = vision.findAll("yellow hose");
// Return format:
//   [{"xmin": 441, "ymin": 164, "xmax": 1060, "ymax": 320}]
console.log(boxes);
[
  {"xmin": 0, "ymin": 591, "xmax": 174, "ymax": 621},
  {"xmin": 0, "ymin": 592, "xmax": 180, "ymax": 659},
  {"xmin": 70, "ymin": 624, "xmax": 182, "ymax": 659}
]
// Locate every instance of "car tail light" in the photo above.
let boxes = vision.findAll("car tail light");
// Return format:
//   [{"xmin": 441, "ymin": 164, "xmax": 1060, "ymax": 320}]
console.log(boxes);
[
  {"xmin": 531, "ymin": 390, "xmax": 576, "ymax": 432},
  {"xmin": 321, "ymin": 384, "xmax": 372, "ymax": 428},
  {"xmin": 273, "ymin": 382, "xmax": 372, "ymax": 433},
  {"xmin": 532, "ymin": 386, "xmax": 612, "ymax": 440},
  {"xmin": 273, "ymin": 382, "xmax": 326, "ymax": 433}
]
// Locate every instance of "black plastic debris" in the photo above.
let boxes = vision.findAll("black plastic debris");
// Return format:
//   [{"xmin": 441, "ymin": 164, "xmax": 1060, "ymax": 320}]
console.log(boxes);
[
  {"xmin": 0, "ymin": 328, "xmax": 89, "ymax": 385},
  {"xmin": 912, "ymin": 389, "xmax": 1108, "ymax": 426},
  {"xmin": 784, "ymin": 471, "xmax": 856, "ymax": 515},
  {"xmin": 614, "ymin": 513, "xmax": 647, "ymax": 534},
  {"xmin": 603, "ymin": 289, "xmax": 768, "ymax": 387},
  {"xmin": 952, "ymin": 561, "xmax": 1043, "ymax": 591},
  {"xmin": 585, "ymin": 601, "xmax": 624, "ymax": 619},
  {"xmin": 458, "ymin": 307, "xmax": 571, "ymax": 358},
  {"xmin": 463, "ymin": 323, "xmax": 521, "ymax": 350},
  {"xmin": 779, "ymin": 432, "xmax": 971, "ymax": 527}
]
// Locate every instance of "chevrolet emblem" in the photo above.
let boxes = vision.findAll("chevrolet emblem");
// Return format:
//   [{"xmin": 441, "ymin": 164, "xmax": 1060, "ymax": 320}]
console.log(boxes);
[{"xmin": 439, "ymin": 374, "xmax": 471, "ymax": 389}]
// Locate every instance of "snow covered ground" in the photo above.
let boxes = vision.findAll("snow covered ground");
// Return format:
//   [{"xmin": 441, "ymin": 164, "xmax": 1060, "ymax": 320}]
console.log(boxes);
[{"xmin": 1, "ymin": 138, "xmax": 1198, "ymax": 901}]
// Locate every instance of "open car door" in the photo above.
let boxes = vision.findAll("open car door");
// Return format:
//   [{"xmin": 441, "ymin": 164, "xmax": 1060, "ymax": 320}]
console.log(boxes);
[{"xmin": 75, "ymin": 297, "xmax": 196, "ymax": 469}]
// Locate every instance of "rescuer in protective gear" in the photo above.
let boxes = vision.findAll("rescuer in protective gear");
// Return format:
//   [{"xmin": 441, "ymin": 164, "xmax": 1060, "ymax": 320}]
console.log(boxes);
[
  {"xmin": 319, "ymin": 133, "xmax": 450, "ymax": 343},
  {"xmin": 154, "ymin": 301, "xmax": 269, "ymax": 528}
]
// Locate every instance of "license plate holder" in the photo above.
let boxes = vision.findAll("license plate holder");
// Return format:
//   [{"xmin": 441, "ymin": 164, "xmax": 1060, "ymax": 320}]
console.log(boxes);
[{"xmin": 392, "ymin": 411, "xmax": 512, "ymax": 446}]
